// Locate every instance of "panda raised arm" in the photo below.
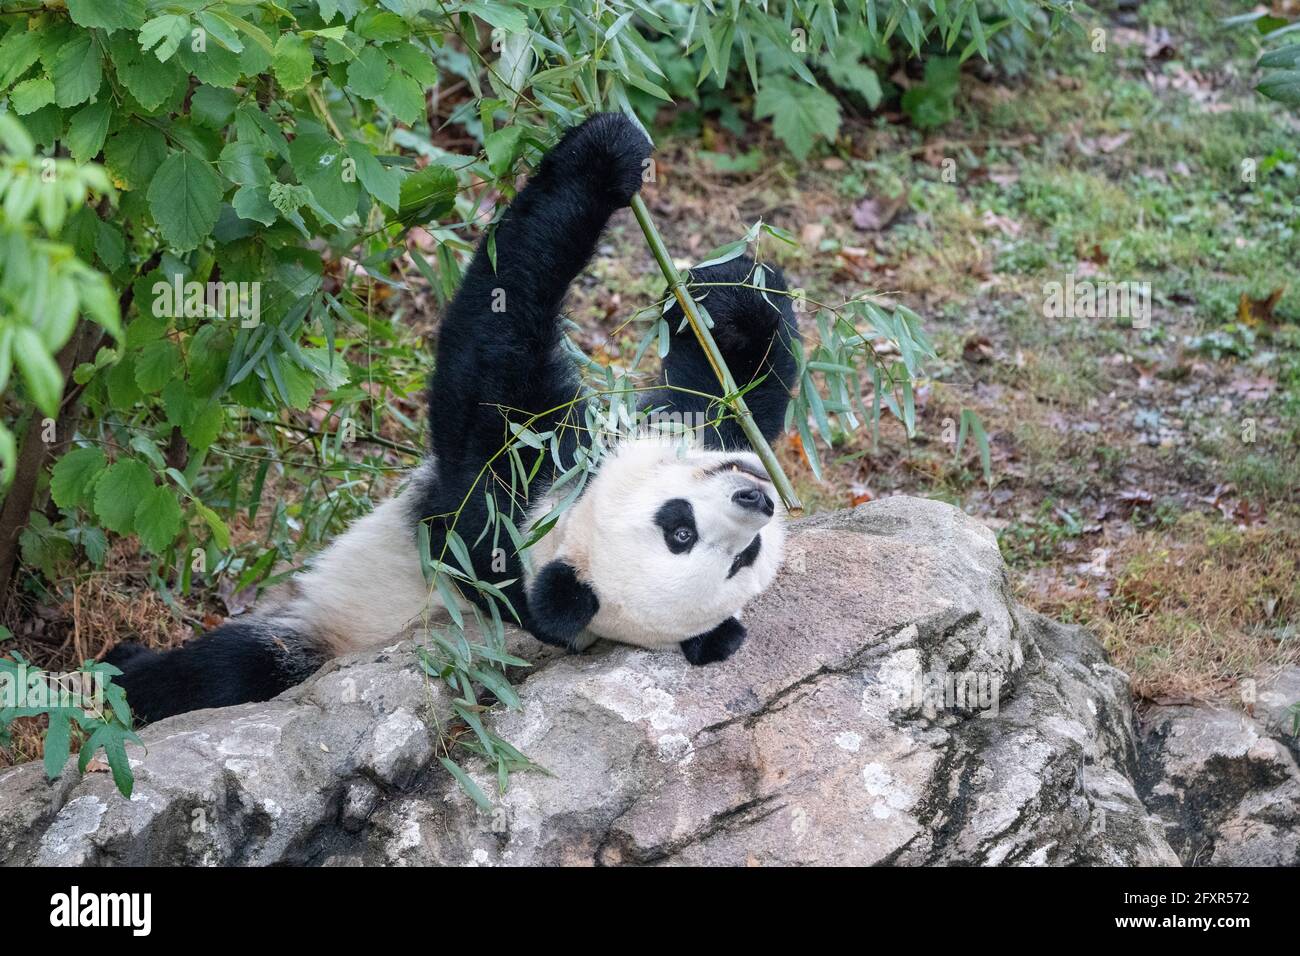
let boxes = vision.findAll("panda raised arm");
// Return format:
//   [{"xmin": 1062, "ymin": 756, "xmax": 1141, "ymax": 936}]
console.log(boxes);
[{"xmin": 105, "ymin": 113, "xmax": 800, "ymax": 724}]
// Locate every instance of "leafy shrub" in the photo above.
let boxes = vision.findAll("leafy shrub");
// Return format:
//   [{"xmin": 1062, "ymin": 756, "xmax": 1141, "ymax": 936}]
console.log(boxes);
[{"xmin": 0, "ymin": 650, "xmax": 138, "ymax": 796}]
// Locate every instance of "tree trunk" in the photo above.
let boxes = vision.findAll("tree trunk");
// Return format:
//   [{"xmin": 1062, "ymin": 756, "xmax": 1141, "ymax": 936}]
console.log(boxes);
[{"xmin": 0, "ymin": 324, "xmax": 101, "ymax": 610}]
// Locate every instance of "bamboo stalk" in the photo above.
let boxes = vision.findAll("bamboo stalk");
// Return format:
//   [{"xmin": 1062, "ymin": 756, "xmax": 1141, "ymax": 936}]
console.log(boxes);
[
  {"xmin": 629, "ymin": 195, "xmax": 803, "ymax": 516},
  {"xmin": 538, "ymin": 6, "xmax": 802, "ymax": 514}
]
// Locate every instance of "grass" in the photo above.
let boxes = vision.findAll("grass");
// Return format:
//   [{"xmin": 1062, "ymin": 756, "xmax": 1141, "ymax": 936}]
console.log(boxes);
[{"xmin": 1041, "ymin": 513, "xmax": 1300, "ymax": 701}]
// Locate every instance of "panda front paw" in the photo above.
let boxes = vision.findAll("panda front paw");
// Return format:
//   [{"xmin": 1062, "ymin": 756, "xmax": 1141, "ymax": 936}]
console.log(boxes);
[
  {"xmin": 527, "ymin": 559, "xmax": 600, "ymax": 651},
  {"xmin": 680, "ymin": 617, "xmax": 747, "ymax": 666},
  {"xmin": 541, "ymin": 112, "xmax": 653, "ymax": 208}
]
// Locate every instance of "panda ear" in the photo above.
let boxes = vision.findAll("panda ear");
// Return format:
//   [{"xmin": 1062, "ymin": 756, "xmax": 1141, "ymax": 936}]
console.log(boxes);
[{"xmin": 527, "ymin": 560, "xmax": 599, "ymax": 649}]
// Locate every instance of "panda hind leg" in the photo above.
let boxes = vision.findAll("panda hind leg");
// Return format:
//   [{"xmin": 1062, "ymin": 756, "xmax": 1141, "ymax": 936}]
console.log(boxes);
[{"xmin": 104, "ymin": 618, "xmax": 329, "ymax": 725}]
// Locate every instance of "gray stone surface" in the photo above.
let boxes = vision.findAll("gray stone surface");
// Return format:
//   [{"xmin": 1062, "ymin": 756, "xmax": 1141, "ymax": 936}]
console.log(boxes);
[
  {"xmin": 0, "ymin": 498, "xmax": 1194, "ymax": 865},
  {"xmin": 1137, "ymin": 667, "xmax": 1300, "ymax": 867}
]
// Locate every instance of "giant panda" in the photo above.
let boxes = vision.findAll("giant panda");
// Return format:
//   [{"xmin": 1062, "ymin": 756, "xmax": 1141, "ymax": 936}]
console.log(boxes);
[{"xmin": 105, "ymin": 113, "xmax": 800, "ymax": 724}]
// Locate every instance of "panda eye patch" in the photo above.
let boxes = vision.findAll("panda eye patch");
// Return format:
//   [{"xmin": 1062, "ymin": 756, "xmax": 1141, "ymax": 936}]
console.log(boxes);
[{"xmin": 654, "ymin": 498, "xmax": 697, "ymax": 554}]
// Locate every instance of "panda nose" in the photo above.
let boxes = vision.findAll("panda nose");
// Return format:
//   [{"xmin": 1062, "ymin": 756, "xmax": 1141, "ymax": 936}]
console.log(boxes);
[{"xmin": 731, "ymin": 486, "xmax": 774, "ymax": 517}]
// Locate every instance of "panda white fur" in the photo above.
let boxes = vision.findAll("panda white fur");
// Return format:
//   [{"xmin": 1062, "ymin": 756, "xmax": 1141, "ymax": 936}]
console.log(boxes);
[
  {"xmin": 524, "ymin": 439, "xmax": 786, "ymax": 651},
  {"xmin": 106, "ymin": 113, "xmax": 800, "ymax": 723}
]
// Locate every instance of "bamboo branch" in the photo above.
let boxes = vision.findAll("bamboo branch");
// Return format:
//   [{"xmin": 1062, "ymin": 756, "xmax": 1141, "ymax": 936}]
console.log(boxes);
[
  {"xmin": 538, "ymin": 6, "xmax": 802, "ymax": 514},
  {"xmin": 629, "ymin": 195, "xmax": 803, "ymax": 516}
]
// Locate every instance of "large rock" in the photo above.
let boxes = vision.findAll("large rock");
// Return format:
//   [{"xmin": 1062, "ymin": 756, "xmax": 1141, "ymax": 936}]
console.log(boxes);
[
  {"xmin": 1137, "ymin": 668, "xmax": 1300, "ymax": 867},
  {"xmin": 0, "ymin": 498, "xmax": 1178, "ymax": 866}
]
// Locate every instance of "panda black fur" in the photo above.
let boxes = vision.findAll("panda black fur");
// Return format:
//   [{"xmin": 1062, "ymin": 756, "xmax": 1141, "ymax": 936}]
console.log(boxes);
[{"xmin": 106, "ymin": 113, "xmax": 800, "ymax": 724}]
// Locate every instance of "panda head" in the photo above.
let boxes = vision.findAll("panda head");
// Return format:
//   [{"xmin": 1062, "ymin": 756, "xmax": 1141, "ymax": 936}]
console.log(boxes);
[{"xmin": 524, "ymin": 436, "xmax": 785, "ymax": 653}]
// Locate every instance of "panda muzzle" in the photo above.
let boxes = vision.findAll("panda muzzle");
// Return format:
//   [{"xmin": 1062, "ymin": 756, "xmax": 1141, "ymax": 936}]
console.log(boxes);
[{"xmin": 731, "ymin": 485, "xmax": 774, "ymax": 518}]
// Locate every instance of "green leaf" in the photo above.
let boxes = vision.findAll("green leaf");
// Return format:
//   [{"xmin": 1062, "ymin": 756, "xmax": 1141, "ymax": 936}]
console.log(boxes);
[
  {"xmin": 125, "ymin": 312, "xmax": 166, "ymax": 349},
  {"xmin": 134, "ymin": 338, "xmax": 180, "ymax": 393},
  {"xmin": 0, "ymin": 30, "xmax": 42, "ymax": 90},
  {"xmin": 65, "ymin": 98, "xmax": 112, "ymax": 164},
  {"xmin": 1258, "ymin": 69, "xmax": 1300, "ymax": 105},
  {"xmin": 146, "ymin": 151, "xmax": 223, "ymax": 252},
  {"xmin": 468, "ymin": 2, "xmax": 527, "ymax": 33},
  {"xmin": 354, "ymin": 9, "xmax": 408, "ymax": 41},
  {"xmin": 93, "ymin": 458, "xmax": 153, "ymax": 535},
  {"xmin": 268, "ymin": 181, "xmax": 311, "ymax": 216},
  {"xmin": 139, "ymin": 14, "xmax": 189, "ymax": 62},
  {"xmin": 218, "ymin": 141, "xmax": 272, "ymax": 187},
  {"xmin": 901, "ymin": 56, "xmax": 960, "ymax": 130},
  {"xmin": 169, "ymin": 33, "xmax": 251, "ymax": 89},
  {"xmin": 51, "ymin": 32, "xmax": 103, "ymax": 107},
  {"xmin": 959, "ymin": 409, "xmax": 993, "ymax": 484},
  {"xmin": 10, "ymin": 76, "xmax": 55, "ymax": 115},
  {"xmin": 0, "ymin": 426, "xmax": 14, "ymax": 489},
  {"xmin": 109, "ymin": 32, "xmax": 187, "ymax": 112},
  {"xmin": 194, "ymin": 11, "xmax": 245, "ymax": 54},
  {"xmin": 288, "ymin": 125, "xmax": 361, "ymax": 223},
  {"xmin": 273, "ymin": 357, "xmax": 316, "ymax": 409},
  {"xmin": 191, "ymin": 85, "xmax": 239, "ymax": 127},
  {"xmin": 207, "ymin": 9, "xmax": 272, "ymax": 56},
  {"xmin": 13, "ymin": 329, "xmax": 62, "ymax": 416},
  {"xmin": 754, "ymin": 75, "xmax": 841, "ymax": 161},
  {"xmin": 95, "ymin": 220, "xmax": 126, "ymax": 271},
  {"xmin": 104, "ymin": 127, "xmax": 168, "ymax": 189},
  {"xmin": 232, "ymin": 185, "xmax": 278, "ymax": 225},
  {"xmin": 77, "ymin": 526, "xmax": 108, "ymax": 566},
  {"xmin": 484, "ymin": 125, "xmax": 524, "ymax": 176},
  {"xmin": 1259, "ymin": 44, "xmax": 1300, "ymax": 68},
  {"xmin": 825, "ymin": 54, "xmax": 883, "ymax": 108},
  {"xmin": 105, "ymin": 356, "xmax": 142, "ymax": 407},
  {"xmin": 344, "ymin": 45, "xmax": 388, "ymax": 98},
  {"xmin": 51, "ymin": 446, "xmax": 107, "ymax": 511},
  {"xmin": 76, "ymin": 271, "xmax": 120, "ymax": 338},
  {"xmin": 384, "ymin": 43, "xmax": 439, "ymax": 86},
  {"xmin": 623, "ymin": 72, "xmax": 672, "ymax": 101},
  {"xmin": 439, "ymin": 756, "xmax": 493, "ymax": 811},
  {"xmin": 272, "ymin": 33, "xmax": 314, "ymax": 90},
  {"xmin": 377, "ymin": 72, "xmax": 425, "ymax": 124},
  {"xmin": 234, "ymin": 105, "xmax": 289, "ymax": 160},
  {"xmin": 161, "ymin": 378, "xmax": 197, "ymax": 428},
  {"xmin": 398, "ymin": 164, "xmax": 457, "ymax": 222},
  {"xmin": 182, "ymin": 401, "xmax": 224, "ymax": 448},
  {"xmin": 345, "ymin": 140, "xmax": 401, "ymax": 210},
  {"xmin": 134, "ymin": 484, "xmax": 182, "ymax": 554},
  {"xmin": 128, "ymin": 434, "xmax": 166, "ymax": 471},
  {"xmin": 67, "ymin": 0, "xmax": 146, "ymax": 32},
  {"xmin": 193, "ymin": 499, "xmax": 231, "ymax": 550},
  {"xmin": 18, "ymin": 103, "xmax": 61, "ymax": 148},
  {"xmin": 80, "ymin": 722, "xmax": 138, "ymax": 797},
  {"xmin": 44, "ymin": 711, "xmax": 71, "ymax": 779}
]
